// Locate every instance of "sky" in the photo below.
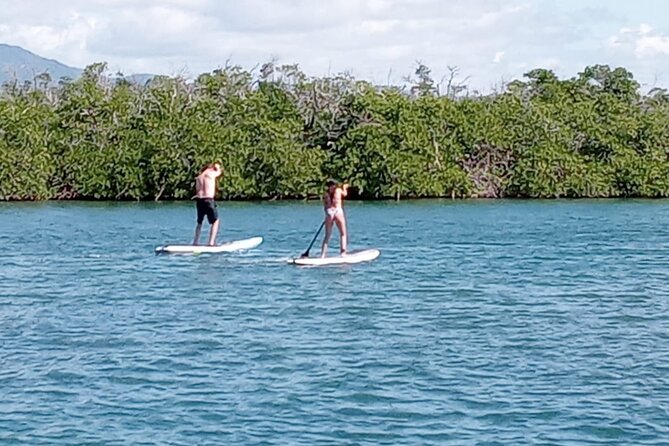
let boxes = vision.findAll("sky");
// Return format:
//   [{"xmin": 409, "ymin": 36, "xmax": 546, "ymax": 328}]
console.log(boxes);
[{"xmin": 1, "ymin": 0, "xmax": 668, "ymax": 92}]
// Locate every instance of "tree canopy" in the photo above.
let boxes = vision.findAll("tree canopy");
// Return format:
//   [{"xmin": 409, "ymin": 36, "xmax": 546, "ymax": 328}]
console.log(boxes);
[{"xmin": 2, "ymin": 62, "xmax": 668, "ymax": 201}]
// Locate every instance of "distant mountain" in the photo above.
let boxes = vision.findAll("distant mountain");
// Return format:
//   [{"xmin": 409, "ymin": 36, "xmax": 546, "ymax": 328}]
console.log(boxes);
[
  {"xmin": 0, "ymin": 43, "xmax": 155, "ymax": 85},
  {"xmin": 0, "ymin": 44, "xmax": 81, "ymax": 84}
]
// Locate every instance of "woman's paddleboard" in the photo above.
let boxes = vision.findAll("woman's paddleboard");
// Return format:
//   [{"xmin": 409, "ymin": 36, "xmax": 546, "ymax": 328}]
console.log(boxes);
[
  {"xmin": 289, "ymin": 249, "xmax": 380, "ymax": 266},
  {"xmin": 155, "ymin": 237, "xmax": 263, "ymax": 254}
]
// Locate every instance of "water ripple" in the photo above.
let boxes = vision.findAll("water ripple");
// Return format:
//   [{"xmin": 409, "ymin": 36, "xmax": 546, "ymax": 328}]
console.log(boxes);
[{"xmin": 1, "ymin": 200, "xmax": 669, "ymax": 444}]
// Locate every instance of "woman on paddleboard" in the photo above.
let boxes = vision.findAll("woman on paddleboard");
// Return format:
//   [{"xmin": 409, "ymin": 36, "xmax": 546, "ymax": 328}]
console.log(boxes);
[
  {"xmin": 320, "ymin": 179, "xmax": 348, "ymax": 257},
  {"xmin": 193, "ymin": 162, "xmax": 222, "ymax": 246}
]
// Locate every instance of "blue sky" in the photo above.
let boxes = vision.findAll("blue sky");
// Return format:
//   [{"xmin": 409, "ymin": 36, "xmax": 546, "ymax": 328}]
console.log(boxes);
[{"xmin": 0, "ymin": 0, "xmax": 668, "ymax": 91}]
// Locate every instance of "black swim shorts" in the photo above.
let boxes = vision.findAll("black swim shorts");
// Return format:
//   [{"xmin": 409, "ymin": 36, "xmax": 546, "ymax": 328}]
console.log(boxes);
[{"xmin": 196, "ymin": 198, "xmax": 218, "ymax": 224}]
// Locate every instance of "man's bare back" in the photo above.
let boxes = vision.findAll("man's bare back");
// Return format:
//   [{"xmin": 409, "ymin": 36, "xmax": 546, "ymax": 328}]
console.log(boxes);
[
  {"xmin": 195, "ymin": 163, "xmax": 221, "ymax": 199},
  {"xmin": 193, "ymin": 163, "xmax": 223, "ymax": 246}
]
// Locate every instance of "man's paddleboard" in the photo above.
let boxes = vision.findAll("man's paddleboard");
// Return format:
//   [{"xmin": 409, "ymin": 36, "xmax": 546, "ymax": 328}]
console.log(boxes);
[
  {"xmin": 289, "ymin": 249, "xmax": 380, "ymax": 266},
  {"xmin": 155, "ymin": 237, "xmax": 263, "ymax": 254}
]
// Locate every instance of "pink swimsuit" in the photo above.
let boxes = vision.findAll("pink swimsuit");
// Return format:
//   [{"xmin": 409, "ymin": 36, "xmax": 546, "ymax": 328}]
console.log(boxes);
[{"xmin": 326, "ymin": 207, "xmax": 342, "ymax": 217}]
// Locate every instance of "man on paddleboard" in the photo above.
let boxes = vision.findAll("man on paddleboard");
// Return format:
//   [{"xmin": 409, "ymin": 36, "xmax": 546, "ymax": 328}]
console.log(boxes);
[
  {"xmin": 193, "ymin": 162, "xmax": 222, "ymax": 246},
  {"xmin": 320, "ymin": 179, "xmax": 348, "ymax": 257}
]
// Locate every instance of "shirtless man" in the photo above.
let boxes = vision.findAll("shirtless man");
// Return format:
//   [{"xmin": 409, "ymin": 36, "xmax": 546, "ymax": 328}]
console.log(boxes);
[
  {"xmin": 320, "ymin": 179, "xmax": 348, "ymax": 258},
  {"xmin": 193, "ymin": 162, "xmax": 222, "ymax": 246}
]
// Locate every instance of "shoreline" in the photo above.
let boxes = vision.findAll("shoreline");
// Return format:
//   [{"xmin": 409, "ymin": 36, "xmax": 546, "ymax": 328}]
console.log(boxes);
[{"xmin": 2, "ymin": 196, "xmax": 668, "ymax": 204}]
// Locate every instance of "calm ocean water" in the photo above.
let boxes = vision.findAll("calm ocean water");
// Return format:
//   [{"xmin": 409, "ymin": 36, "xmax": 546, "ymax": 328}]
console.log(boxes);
[{"xmin": 1, "ymin": 200, "xmax": 669, "ymax": 445}]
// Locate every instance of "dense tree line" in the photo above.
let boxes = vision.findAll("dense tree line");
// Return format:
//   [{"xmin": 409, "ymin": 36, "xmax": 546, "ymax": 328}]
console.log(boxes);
[{"xmin": 1, "ymin": 62, "xmax": 669, "ymax": 201}]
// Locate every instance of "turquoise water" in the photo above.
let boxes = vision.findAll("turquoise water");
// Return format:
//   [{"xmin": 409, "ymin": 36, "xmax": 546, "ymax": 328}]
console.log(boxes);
[{"xmin": 2, "ymin": 200, "xmax": 669, "ymax": 445}]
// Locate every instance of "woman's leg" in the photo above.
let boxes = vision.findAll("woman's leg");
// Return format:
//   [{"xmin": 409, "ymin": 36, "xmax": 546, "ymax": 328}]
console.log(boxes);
[
  {"xmin": 320, "ymin": 218, "xmax": 334, "ymax": 258},
  {"xmin": 335, "ymin": 213, "xmax": 347, "ymax": 254}
]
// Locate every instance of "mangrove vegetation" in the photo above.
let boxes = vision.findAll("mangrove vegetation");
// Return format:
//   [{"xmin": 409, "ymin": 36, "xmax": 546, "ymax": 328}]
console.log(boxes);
[{"xmin": 2, "ymin": 62, "xmax": 669, "ymax": 201}]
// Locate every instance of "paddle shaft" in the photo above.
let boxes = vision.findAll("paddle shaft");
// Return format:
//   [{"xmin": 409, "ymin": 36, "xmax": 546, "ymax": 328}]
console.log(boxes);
[{"xmin": 302, "ymin": 221, "xmax": 325, "ymax": 257}]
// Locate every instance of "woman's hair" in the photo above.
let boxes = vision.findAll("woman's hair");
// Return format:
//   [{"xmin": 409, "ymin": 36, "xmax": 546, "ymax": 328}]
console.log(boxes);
[
  {"xmin": 200, "ymin": 162, "xmax": 220, "ymax": 174},
  {"xmin": 326, "ymin": 179, "xmax": 338, "ymax": 188}
]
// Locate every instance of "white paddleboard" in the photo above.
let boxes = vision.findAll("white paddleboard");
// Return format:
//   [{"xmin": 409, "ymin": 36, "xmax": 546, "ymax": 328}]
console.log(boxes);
[
  {"xmin": 155, "ymin": 237, "xmax": 263, "ymax": 254},
  {"xmin": 289, "ymin": 249, "xmax": 380, "ymax": 266}
]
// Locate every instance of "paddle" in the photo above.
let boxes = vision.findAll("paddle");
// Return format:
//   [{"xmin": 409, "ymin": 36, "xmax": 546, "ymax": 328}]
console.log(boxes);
[{"xmin": 300, "ymin": 221, "xmax": 325, "ymax": 258}]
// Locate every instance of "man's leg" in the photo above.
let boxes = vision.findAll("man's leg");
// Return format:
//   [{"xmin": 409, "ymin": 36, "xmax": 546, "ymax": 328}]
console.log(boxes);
[
  {"xmin": 208, "ymin": 219, "xmax": 220, "ymax": 246},
  {"xmin": 194, "ymin": 199, "xmax": 205, "ymax": 245},
  {"xmin": 205, "ymin": 200, "xmax": 220, "ymax": 246},
  {"xmin": 193, "ymin": 223, "xmax": 202, "ymax": 245}
]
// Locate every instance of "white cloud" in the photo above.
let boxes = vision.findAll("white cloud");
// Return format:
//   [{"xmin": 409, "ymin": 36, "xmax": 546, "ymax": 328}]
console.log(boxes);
[
  {"xmin": 0, "ymin": 0, "xmax": 668, "ymax": 90},
  {"xmin": 469, "ymin": 2, "xmax": 531, "ymax": 28},
  {"xmin": 358, "ymin": 19, "xmax": 401, "ymax": 34},
  {"xmin": 537, "ymin": 57, "xmax": 561, "ymax": 70},
  {"xmin": 0, "ymin": 15, "xmax": 96, "ymax": 66},
  {"xmin": 609, "ymin": 24, "xmax": 669, "ymax": 58},
  {"xmin": 639, "ymin": 23, "xmax": 654, "ymax": 35}
]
